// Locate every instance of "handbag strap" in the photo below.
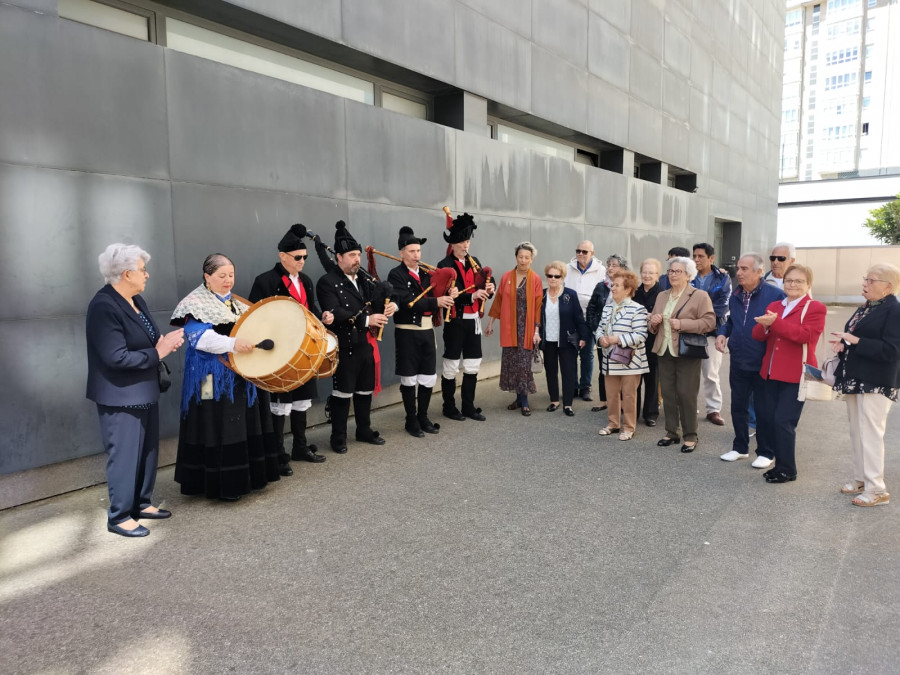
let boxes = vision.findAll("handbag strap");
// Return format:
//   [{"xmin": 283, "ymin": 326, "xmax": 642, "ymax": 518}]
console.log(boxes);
[
  {"xmin": 799, "ymin": 297, "xmax": 810, "ymax": 374},
  {"xmin": 672, "ymin": 290, "xmax": 696, "ymax": 319}
]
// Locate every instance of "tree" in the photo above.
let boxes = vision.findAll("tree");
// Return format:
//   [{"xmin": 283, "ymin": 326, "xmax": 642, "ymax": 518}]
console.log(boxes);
[{"xmin": 864, "ymin": 193, "xmax": 900, "ymax": 245}]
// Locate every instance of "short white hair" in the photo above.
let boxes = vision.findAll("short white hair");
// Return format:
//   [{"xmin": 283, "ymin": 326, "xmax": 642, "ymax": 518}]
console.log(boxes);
[
  {"xmin": 741, "ymin": 252, "xmax": 765, "ymax": 272},
  {"xmin": 772, "ymin": 242, "xmax": 796, "ymax": 258},
  {"xmin": 98, "ymin": 243, "xmax": 150, "ymax": 285},
  {"xmin": 668, "ymin": 256, "xmax": 698, "ymax": 281}
]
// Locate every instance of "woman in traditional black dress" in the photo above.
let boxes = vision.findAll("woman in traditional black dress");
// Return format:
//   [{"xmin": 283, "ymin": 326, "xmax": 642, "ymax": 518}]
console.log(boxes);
[{"xmin": 171, "ymin": 254, "xmax": 280, "ymax": 501}]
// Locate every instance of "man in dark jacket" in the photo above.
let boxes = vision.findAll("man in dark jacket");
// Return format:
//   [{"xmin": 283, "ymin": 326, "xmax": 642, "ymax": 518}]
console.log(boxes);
[
  {"xmin": 692, "ymin": 243, "xmax": 732, "ymax": 426},
  {"xmin": 249, "ymin": 223, "xmax": 334, "ymax": 471},
  {"xmin": 715, "ymin": 253, "xmax": 785, "ymax": 467}
]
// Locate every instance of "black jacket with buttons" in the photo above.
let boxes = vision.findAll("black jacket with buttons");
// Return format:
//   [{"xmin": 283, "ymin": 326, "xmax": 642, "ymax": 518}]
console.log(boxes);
[
  {"xmin": 387, "ymin": 263, "xmax": 440, "ymax": 327},
  {"xmin": 316, "ymin": 268, "xmax": 374, "ymax": 353}
]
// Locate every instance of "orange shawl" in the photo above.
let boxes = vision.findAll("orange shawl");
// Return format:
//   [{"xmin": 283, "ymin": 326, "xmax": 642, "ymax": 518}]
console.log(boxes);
[{"xmin": 488, "ymin": 269, "xmax": 543, "ymax": 349}]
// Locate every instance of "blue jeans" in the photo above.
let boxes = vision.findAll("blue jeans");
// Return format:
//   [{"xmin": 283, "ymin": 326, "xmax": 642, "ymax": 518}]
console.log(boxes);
[{"xmin": 577, "ymin": 340, "xmax": 594, "ymax": 392}]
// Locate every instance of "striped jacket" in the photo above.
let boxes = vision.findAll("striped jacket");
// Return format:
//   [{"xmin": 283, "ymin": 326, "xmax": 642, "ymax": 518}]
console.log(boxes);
[{"xmin": 595, "ymin": 299, "xmax": 650, "ymax": 375}]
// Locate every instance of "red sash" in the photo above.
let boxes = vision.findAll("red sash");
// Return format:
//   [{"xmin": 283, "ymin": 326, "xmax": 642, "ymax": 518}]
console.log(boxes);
[
  {"xmin": 282, "ymin": 275, "xmax": 308, "ymax": 307},
  {"xmin": 367, "ymin": 331, "xmax": 382, "ymax": 395},
  {"xmin": 454, "ymin": 259, "xmax": 478, "ymax": 314},
  {"xmin": 408, "ymin": 268, "xmax": 431, "ymax": 316}
]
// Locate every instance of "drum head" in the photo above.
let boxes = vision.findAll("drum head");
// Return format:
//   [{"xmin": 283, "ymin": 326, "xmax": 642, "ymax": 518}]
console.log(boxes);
[
  {"xmin": 325, "ymin": 332, "xmax": 338, "ymax": 354},
  {"xmin": 231, "ymin": 297, "xmax": 308, "ymax": 378}
]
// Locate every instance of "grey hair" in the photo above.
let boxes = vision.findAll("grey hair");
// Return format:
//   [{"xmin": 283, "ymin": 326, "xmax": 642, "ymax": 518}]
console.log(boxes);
[
  {"xmin": 515, "ymin": 241, "xmax": 538, "ymax": 258},
  {"xmin": 668, "ymin": 255, "xmax": 698, "ymax": 281},
  {"xmin": 202, "ymin": 253, "xmax": 234, "ymax": 282},
  {"xmin": 98, "ymin": 243, "xmax": 150, "ymax": 285},
  {"xmin": 741, "ymin": 252, "xmax": 766, "ymax": 272},
  {"xmin": 772, "ymin": 242, "xmax": 796, "ymax": 258},
  {"xmin": 606, "ymin": 254, "xmax": 628, "ymax": 270}
]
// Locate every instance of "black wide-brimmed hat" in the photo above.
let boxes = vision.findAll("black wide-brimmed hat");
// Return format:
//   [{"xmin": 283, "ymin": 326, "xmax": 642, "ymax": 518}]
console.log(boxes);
[
  {"xmin": 443, "ymin": 212, "xmax": 477, "ymax": 244},
  {"xmin": 398, "ymin": 226, "xmax": 426, "ymax": 250}
]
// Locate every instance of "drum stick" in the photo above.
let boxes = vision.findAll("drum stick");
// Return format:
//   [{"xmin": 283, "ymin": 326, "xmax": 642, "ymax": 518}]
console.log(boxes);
[{"xmin": 255, "ymin": 339, "xmax": 275, "ymax": 350}]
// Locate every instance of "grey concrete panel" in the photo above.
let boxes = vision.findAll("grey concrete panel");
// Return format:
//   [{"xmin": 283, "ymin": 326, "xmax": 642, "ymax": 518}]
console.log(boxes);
[
  {"xmin": 532, "ymin": 0, "xmax": 588, "ymax": 68},
  {"xmin": 169, "ymin": 182, "xmax": 349, "ymax": 300},
  {"xmin": 458, "ymin": 0, "xmax": 533, "ymax": 39},
  {"xmin": 0, "ymin": 7, "xmax": 169, "ymax": 179},
  {"xmin": 589, "ymin": 0, "xmax": 630, "ymax": 33},
  {"xmin": 584, "ymin": 166, "xmax": 628, "ymax": 228},
  {"xmin": 712, "ymin": 61, "xmax": 733, "ymax": 107},
  {"xmin": 0, "ymin": 312, "xmax": 181, "ymax": 474},
  {"xmin": 165, "ymin": 51, "xmax": 346, "ymax": 197},
  {"xmin": 588, "ymin": 223, "xmax": 630, "ymax": 263},
  {"xmin": 662, "ymin": 70, "xmax": 690, "ymax": 124},
  {"xmin": 690, "ymin": 88, "xmax": 711, "ymax": 135},
  {"xmin": 627, "ymin": 99, "xmax": 662, "ymax": 161},
  {"xmin": 0, "ymin": 164, "xmax": 177, "ymax": 321},
  {"xmin": 586, "ymin": 76, "xmax": 629, "ymax": 148},
  {"xmin": 663, "ymin": 20, "xmax": 691, "ymax": 79},
  {"xmin": 709, "ymin": 140, "xmax": 729, "ymax": 183},
  {"xmin": 341, "ymin": 0, "xmax": 455, "ymax": 82},
  {"xmin": 587, "ymin": 13, "xmax": 630, "ymax": 91},
  {"xmin": 455, "ymin": 6, "xmax": 532, "ymax": 113},
  {"xmin": 629, "ymin": 47, "xmax": 662, "ymax": 109},
  {"xmin": 531, "ymin": 47, "xmax": 588, "ymax": 134},
  {"xmin": 630, "ymin": 0, "xmax": 663, "ymax": 60},
  {"xmin": 529, "ymin": 155, "xmax": 585, "ymax": 222},
  {"xmin": 690, "ymin": 43, "xmax": 713, "ymax": 95},
  {"xmin": 345, "ymin": 104, "xmax": 454, "ymax": 209},
  {"xmin": 454, "ymin": 132, "xmax": 532, "ymax": 217},
  {"xmin": 7, "ymin": 0, "xmax": 55, "ymax": 12},
  {"xmin": 688, "ymin": 130, "xmax": 710, "ymax": 176},
  {"xmin": 529, "ymin": 218, "xmax": 585, "ymax": 270},
  {"xmin": 710, "ymin": 102, "xmax": 730, "ymax": 147},
  {"xmin": 225, "ymin": 0, "xmax": 342, "ymax": 40},
  {"xmin": 661, "ymin": 117, "xmax": 690, "ymax": 168}
]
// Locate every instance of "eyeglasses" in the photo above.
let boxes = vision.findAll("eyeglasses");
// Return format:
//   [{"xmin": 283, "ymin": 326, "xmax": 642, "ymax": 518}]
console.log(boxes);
[
  {"xmin": 862, "ymin": 277, "xmax": 886, "ymax": 284},
  {"xmin": 770, "ymin": 256, "xmax": 788, "ymax": 262},
  {"xmin": 575, "ymin": 249, "xmax": 591, "ymax": 255},
  {"xmin": 288, "ymin": 254, "xmax": 308, "ymax": 261},
  {"xmin": 783, "ymin": 278, "xmax": 807, "ymax": 286},
  {"xmin": 129, "ymin": 267, "xmax": 148, "ymax": 276},
  {"xmin": 667, "ymin": 269, "xmax": 685, "ymax": 275},
  {"xmin": 546, "ymin": 274, "xmax": 562, "ymax": 279}
]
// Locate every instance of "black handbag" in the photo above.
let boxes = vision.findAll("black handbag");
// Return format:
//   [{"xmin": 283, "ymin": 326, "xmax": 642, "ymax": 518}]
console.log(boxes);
[
  {"xmin": 158, "ymin": 360, "xmax": 172, "ymax": 392},
  {"xmin": 673, "ymin": 292, "xmax": 709, "ymax": 359}
]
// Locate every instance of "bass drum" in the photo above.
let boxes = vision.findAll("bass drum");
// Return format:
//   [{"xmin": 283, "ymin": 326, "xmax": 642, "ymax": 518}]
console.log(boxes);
[
  {"xmin": 228, "ymin": 296, "xmax": 328, "ymax": 393},
  {"xmin": 316, "ymin": 330, "xmax": 339, "ymax": 379}
]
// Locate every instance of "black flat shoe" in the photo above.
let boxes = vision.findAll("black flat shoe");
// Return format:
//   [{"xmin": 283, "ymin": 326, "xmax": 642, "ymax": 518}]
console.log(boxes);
[
  {"xmin": 644, "ymin": 418, "xmax": 657, "ymax": 427},
  {"xmin": 591, "ymin": 404, "xmax": 608, "ymax": 412},
  {"xmin": 546, "ymin": 403, "xmax": 559, "ymax": 412},
  {"xmin": 279, "ymin": 464, "xmax": 294, "ymax": 476},
  {"xmin": 521, "ymin": 407, "xmax": 531, "ymax": 416},
  {"xmin": 357, "ymin": 432, "xmax": 386, "ymax": 446},
  {"xmin": 657, "ymin": 437, "xmax": 681, "ymax": 447},
  {"xmin": 294, "ymin": 448, "xmax": 326, "ymax": 463},
  {"xmin": 463, "ymin": 408, "xmax": 486, "ymax": 421},
  {"xmin": 564, "ymin": 407, "xmax": 575, "ymax": 417},
  {"xmin": 108, "ymin": 521, "xmax": 150, "ymax": 537},
  {"xmin": 332, "ymin": 445, "xmax": 348, "ymax": 454},
  {"xmin": 680, "ymin": 442, "xmax": 698, "ymax": 453},
  {"xmin": 219, "ymin": 495, "xmax": 242, "ymax": 502},
  {"xmin": 443, "ymin": 409, "xmax": 467, "ymax": 421},
  {"xmin": 419, "ymin": 419, "xmax": 440, "ymax": 434},
  {"xmin": 765, "ymin": 471, "xmax": 797, "ymax": 483},
  {"xmin": 136, "ymin": 508, "xmax": 171, "ymax": 520}
]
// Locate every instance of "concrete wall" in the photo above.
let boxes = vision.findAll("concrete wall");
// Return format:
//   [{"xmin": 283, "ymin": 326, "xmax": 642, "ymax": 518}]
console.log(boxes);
[
  {"xmin": 795, "ymin": 246, "xmax": 900, "ymax": 304},
  {"xmin": 0, "ymin": 0, "xmax": 786, "ymax": 505}
]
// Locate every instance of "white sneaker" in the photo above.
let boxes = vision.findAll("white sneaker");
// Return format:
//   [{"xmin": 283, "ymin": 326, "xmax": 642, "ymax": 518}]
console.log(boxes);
[
  {"xmin": 720, "ymin": 450, "xmax": 749, "ymax": 462},
  {"xmin": 751, "ymin": 456, "xmax": 775, "ymax": 469}
]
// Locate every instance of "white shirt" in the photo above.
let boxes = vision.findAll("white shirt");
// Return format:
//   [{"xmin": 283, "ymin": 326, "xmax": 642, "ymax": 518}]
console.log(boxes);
[
  {"xmin": 545, "ymin": 292, "xmax": 561, "ymax": 341},
  {"xmin": 781, "ymin": 295, "xmax": 804, "ymax": 318}
]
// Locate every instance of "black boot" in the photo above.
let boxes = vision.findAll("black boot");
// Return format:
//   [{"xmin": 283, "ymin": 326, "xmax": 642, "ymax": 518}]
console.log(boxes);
[
  {"xmin": 441, "ymin": 377, "xmax": 466, "ymax": 421},
  {"xmin": 417, "ymin": 385, "xmax": 440, "ymax": 434},
  {"xmin": 290, "ymin": 410, "xmax": 325, "ymax": 463},
  {"xmin": 461, "ymin": 373, "xmax": 486, "ymax": 421},
  {"xmin": 354, "ymin": 393, "xmax": 385, "ymax": 445},
  {"xmin": 401, "ymin": 384, "xmax": 424, "ymax": 437},
  {"xmin": 272, "ymin": 413, "xmax": 293, "ymax": 476},
  {"xmin": 329, "ymin": 395, "xmax": 351, "ymax": 453}
]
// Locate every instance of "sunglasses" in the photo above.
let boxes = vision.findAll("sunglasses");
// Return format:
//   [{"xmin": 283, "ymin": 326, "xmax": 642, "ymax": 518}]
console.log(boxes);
[
  {"xmin": 546, "ymin": 274, "xmax": 562, "ymax": 279},
  {"xmin": 287, "ymin": 254, "xmax": 308, "ymax": 261},
  {"xmin": 575, "ymin": 249, "xmax": 591, "ymax": 255},
  {"xmin": 769, "ymin": 255, "xmax": 787, "ymax": 262}
]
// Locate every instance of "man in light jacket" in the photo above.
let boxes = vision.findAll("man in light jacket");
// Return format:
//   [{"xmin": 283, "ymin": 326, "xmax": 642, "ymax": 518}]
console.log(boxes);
[{"xmin": 565, "ymin": 240, "xmax": 606, "ymax": 401}]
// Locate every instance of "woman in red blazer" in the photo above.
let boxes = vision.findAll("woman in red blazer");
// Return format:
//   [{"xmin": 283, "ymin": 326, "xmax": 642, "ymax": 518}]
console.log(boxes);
[{"xmin": 752, "ymin": 264, "xmax": 826, "ymax": 483}]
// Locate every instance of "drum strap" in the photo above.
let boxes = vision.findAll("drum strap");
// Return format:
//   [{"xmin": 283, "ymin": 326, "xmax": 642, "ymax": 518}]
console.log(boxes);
[{"xmin": 282, "ymin": 274, "xmax": 308, "ymax": 307}]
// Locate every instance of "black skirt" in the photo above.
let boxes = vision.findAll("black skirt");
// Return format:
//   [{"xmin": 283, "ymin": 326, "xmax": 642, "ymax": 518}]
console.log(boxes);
[{"xmin": 175, "ymin": 382, "xmax": 281, "ymax": 499}]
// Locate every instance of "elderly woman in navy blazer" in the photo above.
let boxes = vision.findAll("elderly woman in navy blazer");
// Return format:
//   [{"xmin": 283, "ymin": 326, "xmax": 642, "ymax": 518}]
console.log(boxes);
[
  {"xmin": 86, "ymin": 244, "xmax": 184, "ymax": 537},
  {"xmin": 540, "ymin": 261, "xmax": 590, "ymax": 416}
]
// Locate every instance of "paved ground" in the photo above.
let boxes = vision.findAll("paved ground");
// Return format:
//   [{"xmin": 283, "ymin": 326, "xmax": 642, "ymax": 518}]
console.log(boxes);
[{"xmin": 2, "ymin": 306, "xmax": 899, "ymax": 674}]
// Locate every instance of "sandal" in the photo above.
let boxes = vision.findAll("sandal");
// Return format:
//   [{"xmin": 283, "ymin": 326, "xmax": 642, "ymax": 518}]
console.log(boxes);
[
  {"xmin": 840, "ymin": 481, "xmax": 864, "ymax": 494},
  {"xmin": 597, "ymin": 426, "xmax": 620, "ymax": 436},
  {"xmin": 546, "ymin": 403, "xmax": 559, "ymax": 412},
  {"xmin": 591, "ymin": 404, "xmax": 608, "ymax": 412},
  {"xmin": 618, "ymin": 431, "xmax": 633, "ymax": 441},
  {"xmin": 521, "ymin": 407, "xmax": 531, "ymax": 417},
  {"xmin": 852, "ymin": 492, "xmax": 890, "ymax": 507}
]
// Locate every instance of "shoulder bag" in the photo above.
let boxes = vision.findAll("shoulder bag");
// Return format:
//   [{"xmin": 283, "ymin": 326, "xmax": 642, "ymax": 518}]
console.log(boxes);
[
  {"xmin": 673, "ymin": 292, "xmax": 709, "ymax": 359},
  {"xmin": 531, "ymin": 348, "xmax": 544, "ymax": 374},
  {"xmin": 797, "ymin": 300, "xmax": 837, "ymax": 402}
]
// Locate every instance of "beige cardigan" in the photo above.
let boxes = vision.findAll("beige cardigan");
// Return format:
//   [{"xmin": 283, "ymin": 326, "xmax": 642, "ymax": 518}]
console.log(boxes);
[{"xmin": 648, "ymin": 287, "xmax": 716, "ymax": 356}]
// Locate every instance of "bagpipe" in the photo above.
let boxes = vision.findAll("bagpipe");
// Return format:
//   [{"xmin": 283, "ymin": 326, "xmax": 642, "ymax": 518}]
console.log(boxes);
[{"xmin": 442, "ymin": 206, "xmax": 493, "ymax": 322}]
